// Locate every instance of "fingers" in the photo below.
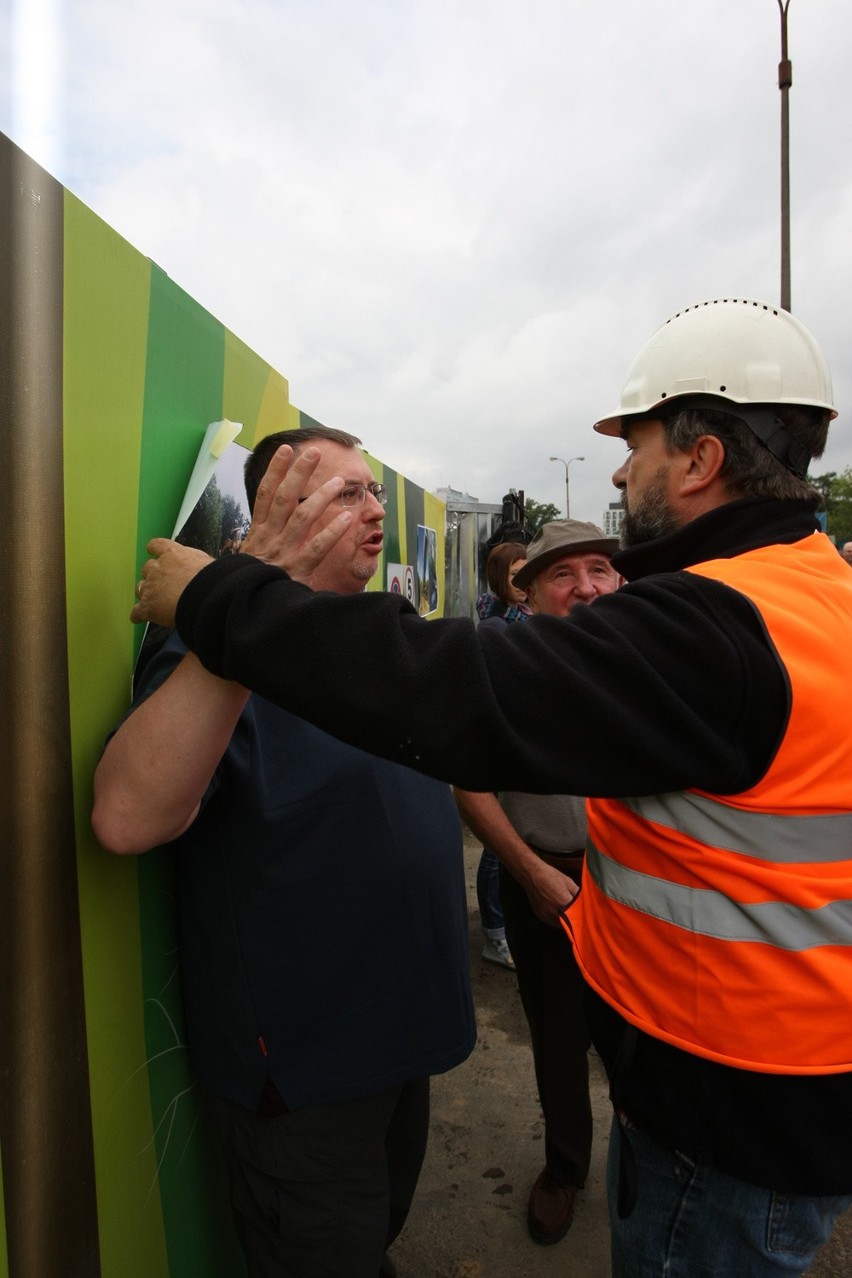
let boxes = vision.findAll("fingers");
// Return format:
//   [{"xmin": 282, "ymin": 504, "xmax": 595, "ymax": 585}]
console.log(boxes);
[
  {"xmin": 251, "ymin": 445, "xmax": 297, "ymax": 526},
  {"xmin": 262, "ymin": 474, "xmax": 346, "ymax": 538},
  {"xmin": 241, "ymin": 463, "xmax": 347, "ymax": 570},
  {"xmin": 130, "ymin": 542, "xmax": 213, "ymax": 626},
  {"xmin": 299, "ymin": 509, "xmax": 352, "ymax": 563},
  {"xmin": 145, "ymin": 537, "xmax": 179, "ymax": 558},
  {"xmin": 251, "ymin": 445, "xmax": 338, "ymax": 531}
]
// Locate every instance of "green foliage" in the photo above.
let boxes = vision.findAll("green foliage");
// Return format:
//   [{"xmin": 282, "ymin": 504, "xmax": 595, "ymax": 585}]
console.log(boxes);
[
  {"xmin": 524, "ymin": 498, "xmax": 561, "ymax": 533},
  {"xmin": 179, "ymin": 477, "xmax": 251, "ymax": 557},
  {"xmin": 811, "ymin": 468, "xmax": 852, "ymax": 546}
]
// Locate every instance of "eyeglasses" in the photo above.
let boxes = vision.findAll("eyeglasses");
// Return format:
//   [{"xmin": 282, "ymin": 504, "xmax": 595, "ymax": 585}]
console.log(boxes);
[
  {"xmin": 300, "ymin": 482, "xmax": 388, "ymax": 508},
  {"xmin": 341, "ymin": 482, "xmax": 388, "ymax": 507}
]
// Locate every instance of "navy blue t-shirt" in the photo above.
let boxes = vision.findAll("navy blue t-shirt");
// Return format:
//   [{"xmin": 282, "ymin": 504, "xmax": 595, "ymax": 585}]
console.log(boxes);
[{"xmin": 133, "ymin": 635, "xmax": 475, "ymax": 1110}]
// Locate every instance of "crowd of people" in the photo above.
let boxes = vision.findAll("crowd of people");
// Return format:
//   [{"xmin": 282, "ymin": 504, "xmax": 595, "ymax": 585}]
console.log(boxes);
[{"xmin": 97, "ymin": 297, "xmax": 852, "ymax": 1277}]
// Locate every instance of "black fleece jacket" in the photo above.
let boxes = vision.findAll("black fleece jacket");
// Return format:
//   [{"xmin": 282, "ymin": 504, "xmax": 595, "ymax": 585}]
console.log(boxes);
[{"xmin": 175, "ymin": 496, "xmax": 852, "ymax": 1193}]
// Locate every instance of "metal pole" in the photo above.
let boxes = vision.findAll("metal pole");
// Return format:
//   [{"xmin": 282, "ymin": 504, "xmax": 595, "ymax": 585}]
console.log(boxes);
[
  {"xmin": 549, "ymin": 456, "xmax": 585, "ymax": 519},
  {"xmin": 776, "ymin": 0, "xmax": 793, "ymax": 311}
]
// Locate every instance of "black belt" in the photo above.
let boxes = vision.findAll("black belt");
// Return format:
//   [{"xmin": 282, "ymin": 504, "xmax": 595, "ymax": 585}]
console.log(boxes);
[{"xmin": 529, "ymin": 845, "xmax": 585, "ymax": 876}]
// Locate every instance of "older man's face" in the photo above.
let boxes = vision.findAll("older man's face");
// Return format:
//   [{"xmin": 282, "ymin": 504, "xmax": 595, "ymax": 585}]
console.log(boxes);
[
  {"xmin": 526, "ymin": 552, "xmax": 618, "ymax": 618},
  {"xmin": 842, "ymin": 543, "xmax": 852, "ymax": 566}
]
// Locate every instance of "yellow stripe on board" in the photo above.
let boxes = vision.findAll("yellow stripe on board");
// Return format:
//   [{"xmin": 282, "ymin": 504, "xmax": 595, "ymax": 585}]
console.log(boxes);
[
  {"xmin": 223, "ymin": 330, "xmax": 293, "ymax": 451},
  {"xmin": 62, "ymin": 191, "xmax": 170, "ymax": 1278}
]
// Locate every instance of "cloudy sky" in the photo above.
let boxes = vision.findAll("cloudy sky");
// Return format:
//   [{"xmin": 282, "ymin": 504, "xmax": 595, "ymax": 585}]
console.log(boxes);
[{"xmin": 4, "ymin": 0, "xmax": 851, "ymax": 523}]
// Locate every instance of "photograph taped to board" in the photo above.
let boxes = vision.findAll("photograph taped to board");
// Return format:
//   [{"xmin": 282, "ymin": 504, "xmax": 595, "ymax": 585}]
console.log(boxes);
[
  {"xmin": 417, "ymin": 524, "xmax": 439, "ymax": 616},
  {"xmin": 135, "ymin": 422, "xmax": 250, "ymax": 682}
]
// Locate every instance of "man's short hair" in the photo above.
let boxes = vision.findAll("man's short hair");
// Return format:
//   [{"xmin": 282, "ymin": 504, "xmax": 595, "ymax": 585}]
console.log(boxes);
[
  {"xmin": 663, "ymin": 405, "xmax": 830, "ymax": 503},
  {"xmin": 244, "ymin": 425, "xmax": 363, "ymax": 513}
]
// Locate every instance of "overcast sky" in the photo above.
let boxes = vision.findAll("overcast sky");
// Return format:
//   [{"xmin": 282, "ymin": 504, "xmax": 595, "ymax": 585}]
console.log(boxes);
[{"xmin": 4, "ymin": 0, "xmax": 851, "ymax": 524}]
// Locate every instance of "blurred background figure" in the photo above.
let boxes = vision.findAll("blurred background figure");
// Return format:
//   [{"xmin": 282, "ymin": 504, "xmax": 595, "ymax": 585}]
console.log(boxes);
[{"xmin": 473, "ymin": 542, "xmax": 531, "ymax": 968}]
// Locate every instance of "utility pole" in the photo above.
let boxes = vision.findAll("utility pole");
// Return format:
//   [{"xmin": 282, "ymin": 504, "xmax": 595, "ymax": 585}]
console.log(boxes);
[
  {"xmin": 549, "ymin": 455, "xmax": 584, "ymax": 520},
  {"xmin": 776, "ymin": 0, "xmax": 793, "ymax": 311}
]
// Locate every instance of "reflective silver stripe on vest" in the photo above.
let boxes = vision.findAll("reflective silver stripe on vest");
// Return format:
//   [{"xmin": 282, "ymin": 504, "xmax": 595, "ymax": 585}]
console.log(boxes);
[
  {"xmin": 618, "ymin": 792, "xmax": 852, "ymax": 865},
  {"xmin": 585, "ymin": 839, "xmax": 852, "ymax": 951}
]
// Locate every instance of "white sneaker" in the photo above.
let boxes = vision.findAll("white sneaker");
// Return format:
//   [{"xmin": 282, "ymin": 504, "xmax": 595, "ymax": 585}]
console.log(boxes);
[{"xmin": 482, "ymin": 938, "xmax": 515, "ymax": 970}]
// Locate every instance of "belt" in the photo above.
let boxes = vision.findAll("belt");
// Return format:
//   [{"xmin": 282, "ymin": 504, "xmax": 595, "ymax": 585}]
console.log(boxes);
[{"xmin": 529, "ymin": 845, "xmax": 585, "ymax": 877}]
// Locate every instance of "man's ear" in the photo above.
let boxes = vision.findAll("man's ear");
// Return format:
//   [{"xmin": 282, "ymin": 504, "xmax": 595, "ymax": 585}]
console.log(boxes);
[{"xmin": 679, "ymin": 434, "xmax": 726, "ymax": 496}]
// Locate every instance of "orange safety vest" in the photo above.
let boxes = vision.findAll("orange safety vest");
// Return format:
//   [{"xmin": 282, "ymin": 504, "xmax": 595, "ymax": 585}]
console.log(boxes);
[{"xmin": 566, "ymin": 532, "xmax": 852, "ymax": 1074}]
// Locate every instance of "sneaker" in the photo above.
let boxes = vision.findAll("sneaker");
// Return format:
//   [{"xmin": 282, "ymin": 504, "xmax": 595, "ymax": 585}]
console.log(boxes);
[{"xmin": 482, "ymin": 937, "xmax": 515, "ymax": 969}]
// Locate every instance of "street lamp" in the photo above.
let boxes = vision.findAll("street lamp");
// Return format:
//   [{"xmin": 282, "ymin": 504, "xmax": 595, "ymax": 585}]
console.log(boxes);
[
  {"xmin": 775, "ymin": 0, "xmax": 793, "ymax": 311},
  {"xmin": 549, "ymin": 455, "xmax": 584, "ymax": 519}
]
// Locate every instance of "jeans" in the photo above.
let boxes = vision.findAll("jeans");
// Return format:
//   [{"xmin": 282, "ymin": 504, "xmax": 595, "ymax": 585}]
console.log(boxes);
[
  {"xmin": 607, "ymin": 1112, "xmax": 852, "ymax": 1277},
  {"xmin": 476, "ymin": 848, "xmax": 506, "ymax": 940}
]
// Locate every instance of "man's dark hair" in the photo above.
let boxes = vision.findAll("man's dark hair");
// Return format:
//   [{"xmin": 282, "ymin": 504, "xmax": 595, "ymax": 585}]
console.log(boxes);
[
  {"xmin": 663, "ymin": 404, "xmax": 831, "ymax": 502},
  {"xmin": 244, "ymin": 425, "xmax": 363, "ymax": 513}
]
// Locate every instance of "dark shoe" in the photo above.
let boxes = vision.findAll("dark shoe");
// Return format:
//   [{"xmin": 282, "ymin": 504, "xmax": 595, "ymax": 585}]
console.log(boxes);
[{"xmin": 527, "ymin": 1168, "xmax": 577, "ymax": 1245}]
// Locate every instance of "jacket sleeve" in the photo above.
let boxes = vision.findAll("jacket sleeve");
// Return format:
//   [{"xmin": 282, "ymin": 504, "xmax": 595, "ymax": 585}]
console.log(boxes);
[{"xmin": 175, "ymin": 553, "xmax": 788, "ymax": 797}]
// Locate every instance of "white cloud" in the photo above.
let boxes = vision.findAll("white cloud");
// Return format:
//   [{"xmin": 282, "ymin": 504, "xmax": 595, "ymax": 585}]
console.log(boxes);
[{"xmin": 4, "ymin": 0, "xmax": 851, "ymax": 517}]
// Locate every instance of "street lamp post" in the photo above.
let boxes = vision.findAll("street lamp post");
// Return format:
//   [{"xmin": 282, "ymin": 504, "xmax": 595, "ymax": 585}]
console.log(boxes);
[
  {"xmin": 549, "ymin": 455, "xmax": 584, "ymax": 519},
  {"xmin": 776, "ymin": 0, "xmax": 793, "ymax": 311}
]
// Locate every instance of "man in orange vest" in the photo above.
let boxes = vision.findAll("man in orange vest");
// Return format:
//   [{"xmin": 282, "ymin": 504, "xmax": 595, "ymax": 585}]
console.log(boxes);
[{"xmin": 129, "ymin": 299, "xmax": 852, "ymax": 1276}]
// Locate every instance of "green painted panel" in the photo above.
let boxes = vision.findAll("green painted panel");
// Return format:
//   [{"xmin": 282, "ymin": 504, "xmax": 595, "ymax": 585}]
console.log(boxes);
[
  {"xmin": 381, "ymin": 466, "xmax": 403, "ymax": 567},
  {"xmin": 136, "ymin": 267, "xmax": 225, "ymax": 577},
  {"xmin": 135, "ymin": 271, "xmax": 243, "ymax": 1278},
  {"xmin": 62, "ymin": 190, "xmax": 170, "ymax": 1278}
]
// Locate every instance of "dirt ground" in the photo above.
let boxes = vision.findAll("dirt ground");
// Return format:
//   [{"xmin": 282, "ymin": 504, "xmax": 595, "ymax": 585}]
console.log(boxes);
[{"xmin": 389, "ymin": 829, "xmax": 852, "ymax": 1277}]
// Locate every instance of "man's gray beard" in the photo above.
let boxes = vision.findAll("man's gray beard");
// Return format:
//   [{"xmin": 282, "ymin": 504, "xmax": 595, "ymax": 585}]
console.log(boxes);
[{"xmin": 620, "ymin": 468, "xmax": 680, "ymax": 549}]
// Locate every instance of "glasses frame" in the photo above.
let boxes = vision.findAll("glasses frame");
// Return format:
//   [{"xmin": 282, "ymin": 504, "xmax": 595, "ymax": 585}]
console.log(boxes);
[{"xmin": 298, "ymin": 481, "xmax": 388, "ymax": 508}]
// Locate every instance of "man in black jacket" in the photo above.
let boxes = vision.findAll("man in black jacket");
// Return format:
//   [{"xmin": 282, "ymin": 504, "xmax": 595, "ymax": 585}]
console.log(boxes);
[{"xmin": 128, "ymin": 299, "xmax": 852, "ymax": 1277}]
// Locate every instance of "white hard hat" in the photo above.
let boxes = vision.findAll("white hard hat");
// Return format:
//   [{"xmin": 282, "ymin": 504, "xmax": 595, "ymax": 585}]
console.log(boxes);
[{"xmin": 594, "ymin": 298, "xmax": 836, "ymax": 438}]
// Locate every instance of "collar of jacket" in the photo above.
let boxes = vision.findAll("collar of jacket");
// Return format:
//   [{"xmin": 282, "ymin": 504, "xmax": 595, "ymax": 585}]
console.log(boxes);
[{"xmin": 612, "ymin": 497, "xmax": 821, "ymax": 583}]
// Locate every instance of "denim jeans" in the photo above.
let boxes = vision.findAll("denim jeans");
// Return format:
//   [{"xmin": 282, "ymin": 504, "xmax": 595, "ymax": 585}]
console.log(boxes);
[
  {"xmin": 476, "ymin": 848, "xmax": 506, "ymax": 939},
  {"xmin": 607, "ymin": 1112, "xmax": 852, "ymax": 1277}
]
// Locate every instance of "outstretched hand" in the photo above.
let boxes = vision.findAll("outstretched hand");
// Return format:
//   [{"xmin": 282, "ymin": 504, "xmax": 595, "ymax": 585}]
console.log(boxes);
[
  {"xmin": 238, "ymin": 444, "xmax": 352, "ymax": 582},
  {"xmin": 130, "ymin": 445, "xmax": 353, "ymax": 625}
]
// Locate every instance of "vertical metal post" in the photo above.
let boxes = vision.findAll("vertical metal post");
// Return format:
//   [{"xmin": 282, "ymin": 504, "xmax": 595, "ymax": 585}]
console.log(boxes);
[
  {"xmin": 777, "ymin": 0, "xmax": 793, "ymax": 311},
  {"xmin": 549, "ymin": 456, "xmax": 584, "ymax": 520}
]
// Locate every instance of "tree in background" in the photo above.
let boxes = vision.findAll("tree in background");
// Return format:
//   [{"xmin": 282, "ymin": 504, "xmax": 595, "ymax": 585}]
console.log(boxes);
[
  {"xmin": 812, "ymin": 469, "xmax": 852, "ymax": 547},
  {"xmin": 524, "ymin": 498, "xmax": 561, "ymax": 533}
]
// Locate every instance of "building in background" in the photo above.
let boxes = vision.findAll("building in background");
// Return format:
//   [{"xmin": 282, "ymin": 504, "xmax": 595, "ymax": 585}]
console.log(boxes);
[{"xmin": 602, "ymin": 500, "xmax": 625, "ymax": 540}]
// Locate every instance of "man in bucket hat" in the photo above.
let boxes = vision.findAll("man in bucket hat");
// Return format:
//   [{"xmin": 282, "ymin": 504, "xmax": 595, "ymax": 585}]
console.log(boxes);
[{"xmin": 457, "ymin": 519, "xmax": 618, "ymax": 1247}]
